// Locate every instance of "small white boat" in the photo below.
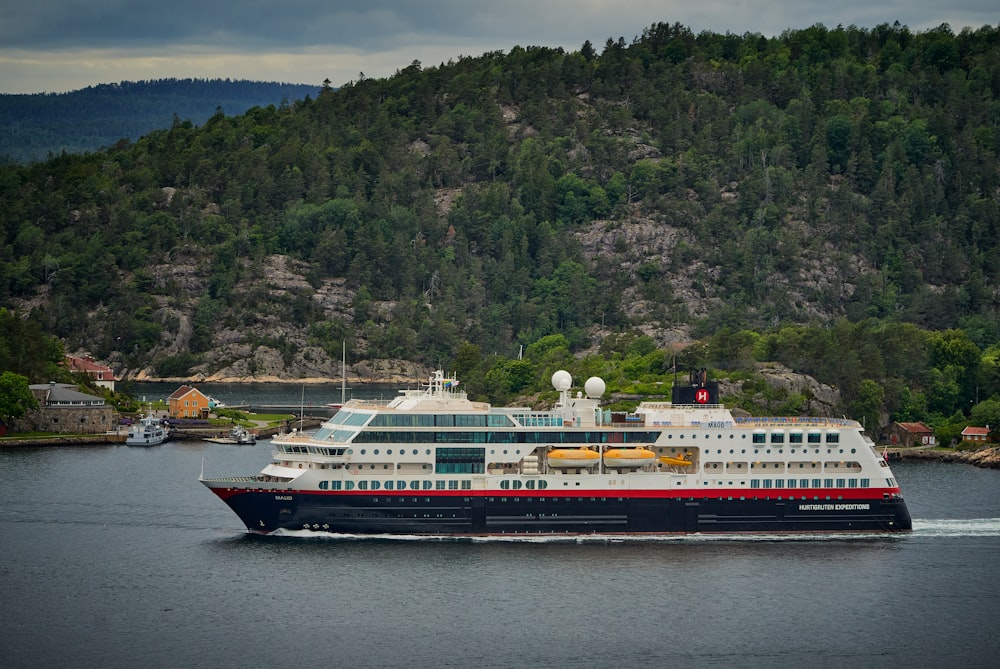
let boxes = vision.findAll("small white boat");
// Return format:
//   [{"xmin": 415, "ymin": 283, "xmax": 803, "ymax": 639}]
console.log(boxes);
[
  {"xmin": 204, "ymin": 425, "xmax": 257, "ymax": 445},
  {"xmin": 125, "ymin": 414, "xmax": 168, "ymax": 446}
]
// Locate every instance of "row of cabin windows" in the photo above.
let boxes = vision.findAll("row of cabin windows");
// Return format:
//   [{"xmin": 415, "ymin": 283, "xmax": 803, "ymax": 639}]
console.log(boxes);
[
  {"xmin": 499, "ymin": 479, "xmax": 549, "ymax": 490},
  {"xmin": 319, "ymin": 479, "xmax": 473, "ymax": 491},
  {"xmin": 752, "ymin": 432, "xmax": 839, "ymax": 444},
  {"xmin": 748, "ymin": 478, "xmax": 870, "ymax": 488},
  {"xmin": 369, "ymin": 414, "xmax": 516, "ymax": 428},
  {"xmin": 351, "ymin": 430, "xmax": 662, "ymax": 444},
  {"xmin": 704, "ymin": 461, "xmax": 863, "ymax": 470}
]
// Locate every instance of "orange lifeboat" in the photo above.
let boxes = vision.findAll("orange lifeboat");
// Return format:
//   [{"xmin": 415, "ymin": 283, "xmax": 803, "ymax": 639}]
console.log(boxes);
[
  {"xmin": 547, "ymin": 448, "xmax": 600, "ymax": 468},
  {"xmin": 659, "ymin": 453, "xmax": 693, "ymax": 466},
  {"xmin": 603, "ymin": 447, "xmax": 656, "ymax": 468}
]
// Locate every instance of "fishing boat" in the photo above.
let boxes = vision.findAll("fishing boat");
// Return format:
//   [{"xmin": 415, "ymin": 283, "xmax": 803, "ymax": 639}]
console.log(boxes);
[
  {"xmin": 200, "ymin": 369, "xmax": 912, "ymax": 536},
  {"xmin": 125, "ymin": 413, "xmax": 168, "ymax": 446}
]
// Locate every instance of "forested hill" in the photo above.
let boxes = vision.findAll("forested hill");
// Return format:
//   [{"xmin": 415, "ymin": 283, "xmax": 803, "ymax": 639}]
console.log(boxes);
[
  {"xmin": 1, "ymin": 22, "xmax": 1000, "ymax": 427},
  {"xmin": 0, "ymin": 78, "xmax": 320, "ymax": 163}
]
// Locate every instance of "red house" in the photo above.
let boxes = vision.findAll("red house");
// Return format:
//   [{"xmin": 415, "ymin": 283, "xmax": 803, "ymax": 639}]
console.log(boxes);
[
  {"xmin": 65, "ymin": 355, "xmax": 116, "ymax": 391},
  {"xmin": 887, "ymin": 422, "xmax": 936, "ymax": 447}
]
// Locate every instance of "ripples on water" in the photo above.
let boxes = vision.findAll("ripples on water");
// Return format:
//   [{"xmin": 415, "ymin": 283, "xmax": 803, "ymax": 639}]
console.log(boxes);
[{"xmin": 1, "ymin": 450, "xmax": 998, "ymax": 669}]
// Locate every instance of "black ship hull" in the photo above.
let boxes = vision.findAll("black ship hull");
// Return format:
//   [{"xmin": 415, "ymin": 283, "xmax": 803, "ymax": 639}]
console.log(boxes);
[{"xmin": 213, "ymin": 489, "xmax": 913, "ymax": 535}]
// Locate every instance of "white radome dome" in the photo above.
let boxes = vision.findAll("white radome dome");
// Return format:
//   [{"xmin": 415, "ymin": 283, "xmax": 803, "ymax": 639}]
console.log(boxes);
[
  {"xmin": 584, "ymin": 376, "xmax": 606, "ymax": 399},
  {"xmin": 551, "ymin": 370, "xmax": 573, "ymax": 391}
]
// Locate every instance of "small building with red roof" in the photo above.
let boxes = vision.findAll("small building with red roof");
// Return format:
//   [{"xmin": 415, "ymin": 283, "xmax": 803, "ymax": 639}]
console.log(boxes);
[
  {"xmin": 961, "ymin": 426, "xmax": 992, "ymax": 444},
  {"xmin": 168, "ymin": 385, "xmax": 211, "ymax": 419},
  {"xmin": 65, "ymin": 355, "xmax": 116, "ymax": 391},
  {"xmin": 887, "ymin": 421, "xmax": 936, "ymax": 447}
]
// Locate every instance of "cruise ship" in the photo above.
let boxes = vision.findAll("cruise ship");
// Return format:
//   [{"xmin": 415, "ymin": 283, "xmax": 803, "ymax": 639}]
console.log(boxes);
[{"xmin": 200, "ymin": 369, "xmax": 912, "ymax": 536}]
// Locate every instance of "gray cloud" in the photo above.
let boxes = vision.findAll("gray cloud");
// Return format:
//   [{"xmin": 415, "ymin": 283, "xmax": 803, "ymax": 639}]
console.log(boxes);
[{"xmin": 1, "ymin": 1, "xmax": 996, "ymax": 93}]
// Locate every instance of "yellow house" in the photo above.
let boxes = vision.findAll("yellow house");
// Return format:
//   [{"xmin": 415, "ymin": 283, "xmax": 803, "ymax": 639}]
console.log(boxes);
[{"xmin": 168, "ymin": 385, "xmax": 211, "ymax": 419}]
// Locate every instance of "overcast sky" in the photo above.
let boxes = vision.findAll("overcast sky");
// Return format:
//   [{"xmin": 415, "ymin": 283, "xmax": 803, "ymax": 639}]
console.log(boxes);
[{"xmin": 1, "ymin": 1, "xmax": 996, "ymax": 94}]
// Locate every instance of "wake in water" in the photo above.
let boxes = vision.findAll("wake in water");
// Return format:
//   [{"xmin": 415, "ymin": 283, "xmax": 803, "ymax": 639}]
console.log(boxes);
[
  {"xmin": 912, "ymin": 518, "xmax": 1000, "ymax": 537},
  {"xmin": 265, "ymin": 519, "xmax": 1000, "ymax": 542},
  {"xmin": 269, "ymin": 529, "xmax": 901, "ymax": 543}
]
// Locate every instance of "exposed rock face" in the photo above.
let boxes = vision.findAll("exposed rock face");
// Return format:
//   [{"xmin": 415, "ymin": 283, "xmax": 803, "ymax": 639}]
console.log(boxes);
[
  {"xmin": 756, "ymin": 362, "xmax": 842, "ymax": 414},
  {"xmin": 896, "ymin": 446, "xmax": 1000, "ymax": 469}
]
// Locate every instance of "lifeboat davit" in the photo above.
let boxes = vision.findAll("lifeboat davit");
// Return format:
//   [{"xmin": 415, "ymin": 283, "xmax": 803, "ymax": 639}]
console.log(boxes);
[
  {"xmin": 603, "ymin": 447, "xmax": 656, "ymax": 468},
  {"xmin": 547, "ymin": 448, "xmax": 600, "ymax": 468},
  {"xmin": 659, "ymin": 454, "xmax": 693, "ymax": 466}
]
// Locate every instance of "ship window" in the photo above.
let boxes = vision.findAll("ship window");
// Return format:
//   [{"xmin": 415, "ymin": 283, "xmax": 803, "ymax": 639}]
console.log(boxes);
[
  {"xmin": 771, "ymin": 433, "xmax": 784, "ymax": 444},
  {"xmin": 807, "ymin": 433, "xmax": 822, "ymax": 444},
  {"xmin": 836, "ymin": 478, "xmax": 845, "ymax": 487},
  {"xmin": 436, "ymin": 481, "xmax": 446, "ymax": 490},
  {"xmin": 750, "ymin": 480, "xmax": 760, "ymax": 488},
  {"xmin": 371, "ymin": 481, "xmax": 381, "ymax": 490},
  {"xmin": 826, "ymin": 433, "xmax": 840, "ymax": 444},
  {"xmin": 319, "ymin": 481, "xmax": 329, "ymax": 490},
  {"xmin": 824, "ymin": 478, "xmax": 833, "ymax": 487},
  {"xmin": 461, "ymin": 480, "xmax": 471, "ymax": 489},
  {"xmin": 801, "ymin": 479, "xmax": 809, "ymax": 488},
  {"xmin": 848, "ymin": 479, "xmax": 858, "ymax": 488},
  {"xmin": 774, "ymin": 480, "xmax": 783, "ymax": 488},
  {"xmin": 410, "ymin": 481, "xmax": 420, "ymax": 490},
  {"xmin": 789, "ymin": 432, "xmax": 803, "ymax": 444},
  {"xmin": 358, "ymin": 481, "xmax": 368, "ymax": 490},
  {"xmin": 752, "ymin": 433, "xmax": 766, "ymax": 444},
  {"xmin": 763, "ymin": 480, "xmax": 772, "ymax": 489},
  {"xmin": 812, "ymin": 479, "xmax": 821, "ymax": 488},
  {"xmin": 787, "ymin": 479, "xmax": 796, "ymax": 488},
  {"xmin": 384, "ymin": 481, "xmax": 394, "ymax": 490},
  {"xmin": 345, "ymin": 481, "xmax": 355, "ymax": 490},
  {"xmin": 861, "ymin": 478, "xmax": 870, "ymax": 487},
  {"xmin": 331, "ymin": 481, "xmax": 342, "ymax": 490},
  {"xmin": 448, "ymin": 480, "xmax": 459, "ymax": 490}
]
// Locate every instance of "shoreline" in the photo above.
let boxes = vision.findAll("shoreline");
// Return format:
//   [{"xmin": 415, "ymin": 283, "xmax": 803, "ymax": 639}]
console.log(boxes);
[
  {"xmin": 123, "ymin": 375, "xmax": 424, "ymax": 385},
  {"xmin": 888, "ymin": 446, "xmax": 1000, "ymax": 469}
]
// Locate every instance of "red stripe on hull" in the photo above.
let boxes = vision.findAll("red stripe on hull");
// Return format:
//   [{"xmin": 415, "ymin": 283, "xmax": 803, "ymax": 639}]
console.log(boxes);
[{"xmin": 207, "ymin": 485, "xmax": 901, "ymax": 501}]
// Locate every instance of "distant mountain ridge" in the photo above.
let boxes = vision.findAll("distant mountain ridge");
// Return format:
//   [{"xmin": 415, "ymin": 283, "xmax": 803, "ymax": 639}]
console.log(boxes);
[{"xmin": 0, "ymin": 78, "xmax": 321, "ymax": 163}]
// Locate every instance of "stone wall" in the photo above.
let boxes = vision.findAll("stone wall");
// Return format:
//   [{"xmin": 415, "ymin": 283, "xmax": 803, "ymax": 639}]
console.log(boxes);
[{"xmin": 23, "ymin": 406, "xmax": 115, "ymax": 434}]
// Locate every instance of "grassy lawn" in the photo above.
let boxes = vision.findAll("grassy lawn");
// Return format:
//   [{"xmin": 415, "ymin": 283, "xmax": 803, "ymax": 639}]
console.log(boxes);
[{"xmin": 209, "ymin": 412, "xmax": 294, "ymax": 428}]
